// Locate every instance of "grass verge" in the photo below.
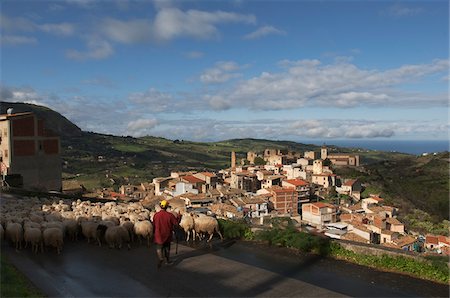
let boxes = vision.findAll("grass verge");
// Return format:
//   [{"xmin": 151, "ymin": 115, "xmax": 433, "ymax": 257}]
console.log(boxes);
[{"xmin": 1, "ymin": 253, "xmax": 45, "ymax": 297}]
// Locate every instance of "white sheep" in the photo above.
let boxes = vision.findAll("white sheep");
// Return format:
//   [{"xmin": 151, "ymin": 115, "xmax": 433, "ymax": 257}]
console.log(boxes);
[
  {"xmin": 180, "ymin": 213, "xmax": 196, "ymax": 242},
  {"xmin": 81, "ymin": 221, "xmax": 101, "ymax": 246},
  {"xmin": 104, "ymin": 226, "xmax": 130, "ymax": 249},
  {"xmin": 133, "ymin": 220, "xmax": 153, "ymax": 246},
  {"xmin": 6, "ymin": 222, "xmax": 23, "ymax": 250},
  {"xmin": 63, "ymin": 219, "xmax": 79, "ymax": 241},
  {"xmin": 120, "ymin": 220, "xmax": 135, "ymax": 243},
  {"xmin": 24, "ymin": 227, "xmax": 43, "ymax": 254},
  {"xmin": 43, "ymin": 227, "xmax": 64, "ymax": 254},
  {"xmin": 193, "ymin": 214, "xmax": 223, "ymax": 242}
]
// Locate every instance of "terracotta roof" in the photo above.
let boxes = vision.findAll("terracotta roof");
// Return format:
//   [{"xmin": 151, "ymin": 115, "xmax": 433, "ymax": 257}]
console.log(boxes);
[
  {"xmin": 242, "ymin": 196, "xmax": 267, "ymax": 204},
  {"xmin": 426, "ymin": 235, "xmax": 439, "ymax": 245},
  {"xmin": 312, "ymin": 202, "xmax": 335, "ymax": 209},
  {"xmin": 350, "ymin": 222, "xmax": 371, "ymax": 233},
  {"xmin": 394, "ymin": 235, "xmax": 417, "ymax": 247},
  {"xmin": 342, "ymin": 232, "xmax": 369, "ymax": 243},
  {"xmin": 181, "ymin": 175, "xmax": 205, "ymax": 184},
  {"xmin": 438, "ymin": 236, "xmax": 450, "ymax": 245},
  {"xmin": 284, "ymin": 179, "xmax": 309, "ymax": 187},
  {"xmin": 386, "ymin": 217, "xmax": 403, "ymax": 225},
  {"xmin": 381, "ymin": 229, "xmax": 396, "ymax": 236},
  {"xmin": 313, "ymin": 173, "xmax": 336, "ymax": 177},
  {"xmin": 343, "ymin": 179, "xmax": 357, "ymax": 186},
  {"xmin": 199, "ymin": 172, "xmax": 216, "ymax": 178},
  {"xmin": 270, "ymin": 188, "xmax": 297, "ymax": 194}
]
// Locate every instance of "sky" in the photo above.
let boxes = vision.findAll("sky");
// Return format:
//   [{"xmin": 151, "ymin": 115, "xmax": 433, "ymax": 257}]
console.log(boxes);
[{"xmin": 0, "ymin": 0, "xmax": 448, "ymax": 142}]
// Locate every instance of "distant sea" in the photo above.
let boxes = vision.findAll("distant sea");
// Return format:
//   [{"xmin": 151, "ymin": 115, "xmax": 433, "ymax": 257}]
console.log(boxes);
[{"xmin": 302, "ymin": 139, "xmax": 449, "ymax": 155}]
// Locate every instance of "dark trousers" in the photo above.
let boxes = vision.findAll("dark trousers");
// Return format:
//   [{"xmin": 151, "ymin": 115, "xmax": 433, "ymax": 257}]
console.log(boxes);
[{"xmin": 156, "ymin": 242, "xmax": 171, "ymax": 262}]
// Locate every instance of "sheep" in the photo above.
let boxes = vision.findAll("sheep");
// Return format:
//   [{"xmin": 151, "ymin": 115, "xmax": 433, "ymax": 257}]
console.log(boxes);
[
  {"xmin": 6, "ymin": 222, "xmax": 23, "ymax": 250},
  {"xmin": 41, "ymin": 221, "xmax": 64, "ymax": 233},
  {"xmin": 120, "ymin": 220, "xmax": 135, "ymax": 243},
  {"xmin": 133, "ymin": 220, "xmax": 153, "ymax": 247},
  {"xmin": 43, "ymin": 227, "xmax": 64, "ymax": 254},
  {"xmin": 63, "ymin": 219, "xmax": 79, "ymax": 241},
  {"xmin": 81, "ymin": 221, "xmax": 101, "ymax": 246},
  {"xmin": 180, "ymin": 213, "xmax": 196, "ymax": 242},
  {"xmin": 193, "ymin": 214, "xmax": 223, "ymax": 242},
  {"xmin": 24, "ymin": 227, "xmax": 43, "ymax": 254},
  {"xmin": 104, "ymin": 226, "xmax": 130, "ymax": 249}
]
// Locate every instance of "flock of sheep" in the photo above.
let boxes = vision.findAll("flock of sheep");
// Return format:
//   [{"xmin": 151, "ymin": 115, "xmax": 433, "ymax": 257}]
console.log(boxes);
[{"xmin": 0, "ymin": 195, "xmax": 223, "ymax": 254}]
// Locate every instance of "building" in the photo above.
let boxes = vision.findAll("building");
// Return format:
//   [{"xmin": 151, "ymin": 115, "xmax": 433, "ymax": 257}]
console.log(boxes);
[
  {"xmin": 321, "ymin": 146, "xmax": 359, "ymax": 166},
  {"xmin": 312, "ymin": 173, "xmax": 336, "ymax": 188},
  {"xmin": 336, "ymin": 179, "xmax": 362, "ymax": 200},
  {"xmin": 327, "ymin": 153, "xmax": 360, "ymax": 167},
  {"xmin": 269, "ymin": 188, "xmax": 298, "ymax": 215},
  {"xmin": 230, "ymin": 171, "xmax": 260, "ymax": 193},
  {"xmin": 282, "ymin": 178, "xmax": 311, "ymax": 214},
  {"xmin": 304, "ymin": 151, "xmax": 319, "ymax": 160},
  {"xmin": 0, "ymin": 111, "xmax": 61, "ymax": 191},
  {"xmin": 301, "ymin": 202, "xmax": 337, "ymax": 228}
]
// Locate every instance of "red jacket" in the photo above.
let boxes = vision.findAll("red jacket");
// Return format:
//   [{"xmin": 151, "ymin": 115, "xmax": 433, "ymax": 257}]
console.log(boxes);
[{"xmin": 153, "ymin": 210, "xmax": 179, "ymax": 245}]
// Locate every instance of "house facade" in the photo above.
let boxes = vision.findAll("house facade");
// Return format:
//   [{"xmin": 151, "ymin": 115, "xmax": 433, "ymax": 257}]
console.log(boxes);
[
  {"xmin": 301, "ymin": 202, "xmax": 337, "ymax": 228},
  {"xmin": 0, "ymin": 112, "xmax": 61, "ymax": 191}
]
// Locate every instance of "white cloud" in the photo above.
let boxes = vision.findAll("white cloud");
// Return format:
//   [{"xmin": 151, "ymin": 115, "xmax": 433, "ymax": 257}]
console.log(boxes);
[
  {"xmin": 128, "ymin": 88, "xmax": 173, "ymax": 112},
  {"xmin": 127, "ymin": 118, "xmax": 158, "ymax": 137},
  {"xmin": 243, "ymin": 25, "xmax": 286, "ymax": 40},
  {"xmin": 100, "ymin": 18, "xmax": 152, "ymax": 44},
  {"xmin": 1, "ymin": 14, "xmax": 75, "ymax": 36},
  {"xmin": 97, "ymin": 7, "xmax": 255, "ymax": 45},
  {"xmin": 207, "ymin": 95, "xmax": 231, "ymax": 111},
  {"xmin": 153, "ymin": 8, "xmax": 255, "ymax": 41},
  {"xmin": 66, "ymin": 38, "xmax": 114, "ymax": 60},
  {"xmin": 200, "ymin": 61, "xmax": 243, "ymax": 84},
  {"xmin": 387, "ymin": 4, "xmax": 423, "ymax": 17},
  {"xmin": 1, "ymin": 35, "xmax": 37, "ymax": 45},
  {"xmin": 0, "ymin": 14, "xmax": 35, "ymax": 32},
  {"xmin": 206, "ymin": 58, "xmax": 449, "ymax": 110},
  {"xmin": 38, "ymin": 23, "xmax": 75, "ymax": 36}
]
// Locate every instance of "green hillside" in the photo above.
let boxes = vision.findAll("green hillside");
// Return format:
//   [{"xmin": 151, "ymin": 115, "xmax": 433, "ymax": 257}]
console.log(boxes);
[{"xmin": 2, "ymin": 102, "xmax": 448, "ymax": 230}]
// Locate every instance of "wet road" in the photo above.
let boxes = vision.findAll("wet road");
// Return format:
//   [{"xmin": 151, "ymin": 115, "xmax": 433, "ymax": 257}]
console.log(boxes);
[{"xmin": 2, "ymin": 239, "xmax": 449, "ymax": 297}]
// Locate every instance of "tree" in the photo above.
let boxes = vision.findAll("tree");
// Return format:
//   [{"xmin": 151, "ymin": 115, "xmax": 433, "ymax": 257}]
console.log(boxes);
[{"xmin": 254, "ymin": 156, "xmax": 266, "ymax": 165}]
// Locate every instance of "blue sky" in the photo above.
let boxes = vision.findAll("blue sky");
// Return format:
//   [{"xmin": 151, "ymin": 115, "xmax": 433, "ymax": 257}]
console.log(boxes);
[{"xmin": 1, "ymin": 0, "xmax": 448, "ymax": 142}]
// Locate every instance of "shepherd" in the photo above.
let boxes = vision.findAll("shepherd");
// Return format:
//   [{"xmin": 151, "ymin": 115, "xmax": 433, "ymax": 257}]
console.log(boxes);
[{"xmin": 153, "ymin": 200, "xmax": 180, "ymax": 268}]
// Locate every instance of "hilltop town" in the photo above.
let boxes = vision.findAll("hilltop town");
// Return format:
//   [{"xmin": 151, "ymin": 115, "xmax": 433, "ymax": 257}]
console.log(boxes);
[{"xmin": 1, "ymin": 110, "xmax": 448, "ymax": 256}]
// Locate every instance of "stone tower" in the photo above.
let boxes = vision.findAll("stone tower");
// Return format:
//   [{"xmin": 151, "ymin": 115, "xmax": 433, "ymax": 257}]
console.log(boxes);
[
  {"xmin": 321, "ymin": 145, "xmax": 328, "ymax": 160},
  {"xmin": 231, "ymin": 151, "xmax": 236, "ymax": 168},
  {"xmin": 313, "ymin": 159, "xmax": 323, "ymax": 174}
]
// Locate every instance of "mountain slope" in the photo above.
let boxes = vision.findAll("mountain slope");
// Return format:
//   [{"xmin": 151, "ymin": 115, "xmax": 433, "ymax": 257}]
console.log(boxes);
[{"xmin": 0, "ymin": 101, "xmax": 82, "ymax": 137}]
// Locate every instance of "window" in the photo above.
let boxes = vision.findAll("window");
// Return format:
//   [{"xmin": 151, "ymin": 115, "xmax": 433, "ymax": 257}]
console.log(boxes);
[{"xmin": 4, "ymin": 149, "xmax": 8, "ymax": 158}]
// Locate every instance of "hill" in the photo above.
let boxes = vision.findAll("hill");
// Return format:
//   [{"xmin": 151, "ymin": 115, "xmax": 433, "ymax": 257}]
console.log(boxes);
[
  {"xmin": 2, "ymin": 102, "xmax": 448, "ymax": 228},
  {"xmin": 0, "ymin": 101, "xmax": 82, "ymax": 137}
]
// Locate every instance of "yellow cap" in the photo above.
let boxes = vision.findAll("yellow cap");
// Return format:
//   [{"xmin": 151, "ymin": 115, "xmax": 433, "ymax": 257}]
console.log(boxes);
[{"xmin": 160, "ymin": 200, "xmax": 169, "ymax": 209}]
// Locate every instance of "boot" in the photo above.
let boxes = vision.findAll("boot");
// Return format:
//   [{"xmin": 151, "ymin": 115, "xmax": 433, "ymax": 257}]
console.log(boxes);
[{"xmin": 156, "ymin": 249, "xmax": 164, "ymax": 269}]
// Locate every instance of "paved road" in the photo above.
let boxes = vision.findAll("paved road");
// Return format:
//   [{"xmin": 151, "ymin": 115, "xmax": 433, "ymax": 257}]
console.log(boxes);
[{"xmin": 3, "ymin": 239, "xmax": 448, "ymax": 297}]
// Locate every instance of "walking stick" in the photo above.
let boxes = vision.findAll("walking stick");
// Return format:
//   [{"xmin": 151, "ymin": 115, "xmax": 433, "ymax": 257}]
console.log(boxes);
[{"xmin": 175, "ymin": 228, "xmax": 179, "ymax": 255}]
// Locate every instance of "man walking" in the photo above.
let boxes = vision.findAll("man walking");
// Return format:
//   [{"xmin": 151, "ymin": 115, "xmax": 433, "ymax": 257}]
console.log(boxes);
[{"xmin": 153, "ymin": 200, "xmax": 179, "ymax": 268}]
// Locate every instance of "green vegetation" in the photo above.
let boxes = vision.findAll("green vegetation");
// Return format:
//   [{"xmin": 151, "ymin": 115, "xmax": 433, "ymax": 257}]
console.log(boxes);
[
  {"xmin": 334, "ymin": 153, "xmax": 450, "ymax": 223},
  {"xmin": 218, "ymin": 219, "xmax": 254, "ymax": 240},
  {"xmin": 1, "ymin": 254, "xmax": 45, "ymax": 297},
  {"xmin": 329, "ymin": 243, "xmax": 449, "ymax": 284},
  {"xmin": 218, "ymin": 219, "xmax": 449, "ymax": 284},
  {"xmin": 11, "ymin": 102, "xmax": 449, "ymax": 232}
]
